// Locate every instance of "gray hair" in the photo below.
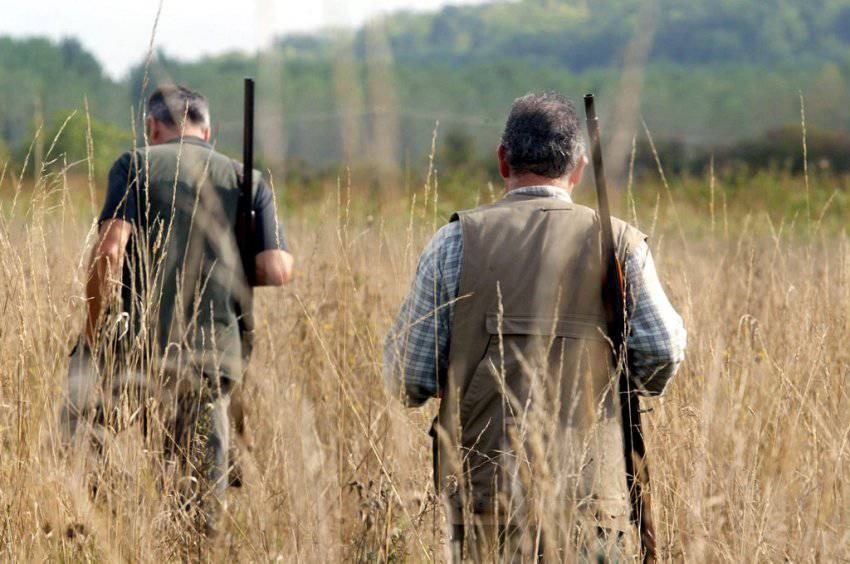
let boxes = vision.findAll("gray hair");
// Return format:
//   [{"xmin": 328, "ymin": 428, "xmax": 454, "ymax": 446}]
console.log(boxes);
[
  {"xmin": 500, "ymin": 92, "xmax": 585, "ymax": 179},
  {"xmin": 147, "ymin": 84, "xmax": 210, "ymax": 129}
]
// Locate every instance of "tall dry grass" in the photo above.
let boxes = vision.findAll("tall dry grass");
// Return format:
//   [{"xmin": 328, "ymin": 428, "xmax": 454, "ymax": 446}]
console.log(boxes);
[{"xmin": 1, "ymin": 150, "xmax": 849, "ymax": 562}]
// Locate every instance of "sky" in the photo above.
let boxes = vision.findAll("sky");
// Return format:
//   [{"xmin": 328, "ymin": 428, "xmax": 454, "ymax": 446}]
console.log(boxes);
[{"xmin": 0, "ymin": 0, "xmax": 492, "ymax": 80}]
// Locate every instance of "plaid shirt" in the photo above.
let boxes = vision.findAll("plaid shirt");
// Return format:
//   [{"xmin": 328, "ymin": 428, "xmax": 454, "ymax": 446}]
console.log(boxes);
[{"xmin": 384, "ymin": 186, "xmax": 687, "ymax": 406}]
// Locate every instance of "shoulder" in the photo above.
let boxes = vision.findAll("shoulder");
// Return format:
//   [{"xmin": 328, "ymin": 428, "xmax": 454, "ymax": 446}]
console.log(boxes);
[
  {"xmin": 225, "ymin": 157, "xmax": 267, "ymax": 186},
  {"xmin": 450, "ymin": 198, "xmax": 512, "ymax": 223},
  {"xmin": 571, "ymin": 201, "xmax": 645, "ymax": 243},
  {"xmin": 568, "ymin": 202, "xmax": 600, "ymax": 219},
  {"xmin": 609, "ymin": 216, "xmax": 648, "ymax": 260},
  {"xmin": 566, "ymin": 202, "xmax": 640, "ymax": 229},
  {"xmin": 110, "ymin": 150, "xmax": 137, "ymax": 170},
  {"xmin": 107, "ymin": 151, "xmax": 145, "ymax": 185},
  {"xmin": 568, "ymin": 203, "xmax": 646, "ymax": 251},
  {"xmin": 434, "ymin": 221, "xmax": 462, "ymax": 243},
  {"xmin": 418, "ymin": 222, "xmax": 463, "ymax": 275},
  {"xmin": 424, "ymin": 222, "xmax": 462, "ymax": 258},
  {"xmin": 611, "ymin": 216, "xmax": 647, "ymax": 245}
]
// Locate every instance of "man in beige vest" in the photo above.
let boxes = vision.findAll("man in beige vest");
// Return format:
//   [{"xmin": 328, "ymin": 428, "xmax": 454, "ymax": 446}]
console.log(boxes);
[{"xmin": 384, "ymin": 92, "xmax": 686, "ymax": 561}]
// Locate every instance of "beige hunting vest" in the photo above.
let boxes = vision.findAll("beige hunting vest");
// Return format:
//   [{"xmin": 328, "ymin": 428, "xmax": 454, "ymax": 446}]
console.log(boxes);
[{"xmin": 435, "ymin": 191, "xmax": 646, "ymax": 530}]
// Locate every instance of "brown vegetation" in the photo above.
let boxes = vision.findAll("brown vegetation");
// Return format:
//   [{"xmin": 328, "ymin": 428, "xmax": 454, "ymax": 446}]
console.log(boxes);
[{"xmin": 1, "ymin": 162, "xmax": 849, "ymax": 561}]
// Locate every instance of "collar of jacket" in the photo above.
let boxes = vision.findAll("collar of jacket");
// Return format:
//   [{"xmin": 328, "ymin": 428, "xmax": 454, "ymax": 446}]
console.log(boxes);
[{"xmin": 163, "ymin": 135, "xmax": 212, "ymax": 149}]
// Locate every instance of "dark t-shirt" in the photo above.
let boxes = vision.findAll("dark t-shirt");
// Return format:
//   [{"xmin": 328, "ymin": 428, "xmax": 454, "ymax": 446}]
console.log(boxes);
[{"xmin": 99, "ymin": 141, "xmax": 287, "ymax": 253}]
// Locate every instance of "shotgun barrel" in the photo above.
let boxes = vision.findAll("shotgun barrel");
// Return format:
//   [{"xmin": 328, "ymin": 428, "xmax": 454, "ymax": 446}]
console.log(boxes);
[
  {"xmin": 584, "ymin": 93, "xmax": 657, "ymax": 562},
  {"xmin": 237, "ymin": 77, "xmax": 257, "ymax": 286}
]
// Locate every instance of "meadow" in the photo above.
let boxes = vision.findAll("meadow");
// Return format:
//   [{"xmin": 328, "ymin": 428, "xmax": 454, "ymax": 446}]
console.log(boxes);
[{"xmin": 1, "ymin": 146, "xmax": 849, "ymax": 562}]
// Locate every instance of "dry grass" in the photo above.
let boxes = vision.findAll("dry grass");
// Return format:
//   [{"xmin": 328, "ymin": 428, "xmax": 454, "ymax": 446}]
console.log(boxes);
[{"xmin": 1, "ymin": 163, "xmax": 849, "ymax": 562}]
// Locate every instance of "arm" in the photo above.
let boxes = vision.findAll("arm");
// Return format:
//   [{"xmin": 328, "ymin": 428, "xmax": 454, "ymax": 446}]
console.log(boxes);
[
  {"xmin": 625, "ymin": 242, "xmax": 687, "ymax": 396},
  {"xmin": 86, "ymin": 153, "xmax": 137, "ymax": 347},
  {"xmin": 85, "ymin": 219, "xmax": 132, "ymax": 347},
  {"xmin": 383, "ymin": 223, "xmax": 462, "ymax": 406},
  {"xmin": 251, "ymin": 179, "xmax": 293, "ymax": 287},
  {"xmin": 255, "ymin": 249, "xmax": 294, "ymax": 286}
]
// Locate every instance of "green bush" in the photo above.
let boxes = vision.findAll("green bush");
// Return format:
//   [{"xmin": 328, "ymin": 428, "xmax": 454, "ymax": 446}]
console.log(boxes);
[{"xmin": 40, "ymin": 110, "xmax": 131, "ymax": 178}]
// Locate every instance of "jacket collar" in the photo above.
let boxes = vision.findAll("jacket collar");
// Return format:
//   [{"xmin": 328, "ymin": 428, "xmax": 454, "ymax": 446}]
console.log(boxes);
[{"xmin": 163, "ymin": 135, "xmax": 212, "ymax": 149}]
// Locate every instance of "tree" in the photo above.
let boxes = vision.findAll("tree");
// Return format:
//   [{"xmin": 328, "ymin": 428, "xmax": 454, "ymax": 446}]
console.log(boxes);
[{"xmin": 60, "ymin": 38, "xmax": 103, "ymax": 79}]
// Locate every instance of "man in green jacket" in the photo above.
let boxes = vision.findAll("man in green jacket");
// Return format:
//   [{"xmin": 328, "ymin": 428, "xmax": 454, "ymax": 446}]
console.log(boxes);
[{"xmin": 67, "ymin": 84, "xmax": 293, "ymax": 535}]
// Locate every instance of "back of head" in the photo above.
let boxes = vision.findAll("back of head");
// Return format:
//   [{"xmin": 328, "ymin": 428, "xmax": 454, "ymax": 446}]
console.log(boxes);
[
  {"xmin": 147, "ymin": 84, "xmax": 210, "ymax": 131},
  {"xmin": 501, "ymin": 92, "xmax": 584, "ymax": 179}
]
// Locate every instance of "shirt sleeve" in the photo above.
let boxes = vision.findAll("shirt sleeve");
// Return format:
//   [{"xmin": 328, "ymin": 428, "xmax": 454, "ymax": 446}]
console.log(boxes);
[
  {"xmin": 383, "ymin": 222, "xmax": 462, "ymax": 407},
  {"xmin": 98, "ymin": 152, "xmax": 138, "ymax": 225},
  {"xmin": 252, "ymin": 177, "xmax": 288, "ymax": 252},
  {"xmin": 625, "ymin": 242, "xmax": 688, "ymax": 396}
]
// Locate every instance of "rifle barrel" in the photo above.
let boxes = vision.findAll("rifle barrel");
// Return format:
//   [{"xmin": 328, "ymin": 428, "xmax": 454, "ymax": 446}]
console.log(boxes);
[
  {"xmin": 584, "ymin": 95, "xmax": 616, "ymax": 257},
  {"xmin": 238, "ymin": 77, "xmax": 257, "ymax": 287},
  {"xmin": 242, "ymin": 77, "xmax": 255, "ymax": 205},
  {"xmin": 584, "ymin": 93, "xmax": 657, "ymax": 563}
]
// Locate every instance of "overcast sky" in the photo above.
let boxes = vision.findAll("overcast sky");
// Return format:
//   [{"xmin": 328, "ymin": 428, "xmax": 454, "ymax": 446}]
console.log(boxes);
[{"xmin": 0, "ymin": 0, "xmax": 491, "ymax": 79}]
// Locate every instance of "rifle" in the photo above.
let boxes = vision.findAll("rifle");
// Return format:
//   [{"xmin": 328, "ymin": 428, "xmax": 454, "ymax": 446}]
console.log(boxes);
[
  {"xmin": 584, "ymin": 94, "xmax": 657, "ymax": 562},
  {"xmin": 237, "ymin": 77, "xmax": 257, "ymax": 286}
]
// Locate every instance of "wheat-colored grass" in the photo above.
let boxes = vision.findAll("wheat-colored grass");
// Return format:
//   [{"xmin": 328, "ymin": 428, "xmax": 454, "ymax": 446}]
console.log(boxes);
[{"xmin": 1, "ymin": 159, "xmax": 849, "ymax": 562}]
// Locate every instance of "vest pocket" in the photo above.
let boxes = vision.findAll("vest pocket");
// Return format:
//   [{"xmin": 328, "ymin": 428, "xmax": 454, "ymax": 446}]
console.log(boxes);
[
  {"xmin": 484, "ymin": 313, "xmax": 608, "ymax": 341},
  {"xmin": 460, "ymin": 313, "xmax": 610, "ymax": 431}
]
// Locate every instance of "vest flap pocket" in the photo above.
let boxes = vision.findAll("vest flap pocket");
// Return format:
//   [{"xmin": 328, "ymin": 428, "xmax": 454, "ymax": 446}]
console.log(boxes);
[{"xmin": 485, "ymin": 314, "xmax": 607, "ymax": 341}]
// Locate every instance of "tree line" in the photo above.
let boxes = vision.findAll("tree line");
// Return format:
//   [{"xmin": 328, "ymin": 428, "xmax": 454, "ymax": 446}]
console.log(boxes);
[{"xmin": 1, "ymin": 0, "xmax": 849, "ymax": 180}]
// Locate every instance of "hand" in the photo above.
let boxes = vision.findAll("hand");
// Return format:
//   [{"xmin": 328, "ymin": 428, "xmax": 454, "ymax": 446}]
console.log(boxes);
[{"xmin": 84, "ymin": 327, "xmax": 96, "ymax": 353}]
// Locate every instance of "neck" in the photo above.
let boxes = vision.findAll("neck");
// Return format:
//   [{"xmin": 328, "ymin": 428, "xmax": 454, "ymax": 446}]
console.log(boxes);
[{"xmin": 506, "ymin": 174, "xmax": 573, "ymax": 195}]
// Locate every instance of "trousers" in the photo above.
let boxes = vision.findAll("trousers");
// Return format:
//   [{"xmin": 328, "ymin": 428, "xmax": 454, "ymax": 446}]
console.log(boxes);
[
  {"xmin": 449, "ymin": 523, "xmax": 629, "ymax": 563},
  {"xmin": 61, "ymin": 343, "xmax": 231, "ymax": 536}
]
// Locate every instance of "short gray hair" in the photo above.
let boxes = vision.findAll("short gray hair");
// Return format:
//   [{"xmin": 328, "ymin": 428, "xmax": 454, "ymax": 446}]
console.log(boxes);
[
  {"xmin": 147, "ymin": 84, "xmax": 210, "ymax": 129},
  {"xmin": 500, "ymin": 92, "xmax": 584, "ymax": 179}
]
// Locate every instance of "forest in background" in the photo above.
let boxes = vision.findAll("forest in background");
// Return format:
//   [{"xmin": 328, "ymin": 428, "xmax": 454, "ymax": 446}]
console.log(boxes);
[{"xmin": 2, "ymin": 0, "xmax": 850, "ymax": 183}]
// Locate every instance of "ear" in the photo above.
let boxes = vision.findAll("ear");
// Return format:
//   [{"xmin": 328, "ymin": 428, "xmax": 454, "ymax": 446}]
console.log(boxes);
[
  {"xmin": 569, "ymin": 154, "xmax": 587, "ymax": 187},
  {"xmin": 497, "ymin": 145, "xmax": 511, "ymax": 179},
  {"xmin": 201, "ymin": 126, "xmax": 211, "ymax": 142},
  {"xmin": 145, "ymin": 116, "xmax": 159, "ymax": 143}
]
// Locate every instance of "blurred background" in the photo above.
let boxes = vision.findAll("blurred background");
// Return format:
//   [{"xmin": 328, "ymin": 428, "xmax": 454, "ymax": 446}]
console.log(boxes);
[{"xmin": 1, "ymin": 0, "xmax": 849, "ymax": 203}]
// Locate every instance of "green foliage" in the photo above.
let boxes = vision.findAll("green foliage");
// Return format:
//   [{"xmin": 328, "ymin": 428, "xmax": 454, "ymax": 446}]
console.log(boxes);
[
  {"xmin": 439, "ymin": 129, "xmax": 478, "ymax": 172},
  {"xmin": 0, "ymin": 37, "xmax": 123, "ymax": 154},
  {"xmin": 40, "ymin": 111, "xmax": 131, "ymax": 179},
  {"xmin": 3, "ymin": 0, "xmax": 850, "ymax": 174},
  {"xmin": 716, "ymin": 127, "xmax": 850, "ymax": 174},
  {"xmin": 335, "ymin": 0, "xmax": 850, "ymax": 70},
  {"xmin": 635, "ymin": 168, "xmax": 850, "ymax": 232},
  {"xmin": 0, "ymin": 138, "xmax": 9, "ymax": 166}
]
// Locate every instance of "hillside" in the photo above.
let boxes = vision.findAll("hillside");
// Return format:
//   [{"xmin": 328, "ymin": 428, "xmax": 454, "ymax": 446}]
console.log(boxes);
[{"xmin": 2, "ymin": 0, "xmax": 850, "ymax": 172}]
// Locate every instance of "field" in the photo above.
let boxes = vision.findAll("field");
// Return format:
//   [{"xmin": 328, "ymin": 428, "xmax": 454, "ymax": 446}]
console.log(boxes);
[{"xmin": 1, "ymin": 155, "xmax": 849, "ymax": 562}]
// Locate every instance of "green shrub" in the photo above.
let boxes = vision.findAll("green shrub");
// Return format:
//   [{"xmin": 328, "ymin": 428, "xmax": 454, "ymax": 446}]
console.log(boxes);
[{"xmin": 40, "ymin": 110, "xmax": 131, "ymax": 178}]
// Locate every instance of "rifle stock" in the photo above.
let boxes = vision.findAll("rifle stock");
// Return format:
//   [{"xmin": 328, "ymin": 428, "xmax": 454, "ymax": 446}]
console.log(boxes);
[
  {"xmin": 584, "ymin": 94, "xmax": 657, "ymax": 562},
  {"xmin": 237, "ymin": 77, "xmax": 257, "ymax": 286}
]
